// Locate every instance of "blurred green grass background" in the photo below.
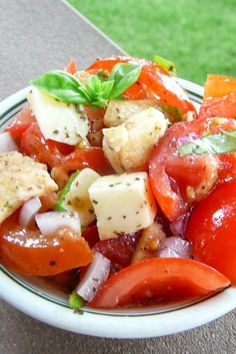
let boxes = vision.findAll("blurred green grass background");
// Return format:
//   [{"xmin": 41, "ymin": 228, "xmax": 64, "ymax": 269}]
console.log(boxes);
[{"xmin": 68, "ymin": 0, "xmax": 235, "ymax": 85}]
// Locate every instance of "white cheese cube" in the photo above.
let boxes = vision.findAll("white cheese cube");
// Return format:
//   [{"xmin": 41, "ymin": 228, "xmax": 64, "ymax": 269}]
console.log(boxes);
[
  {"xmin": 88, "ymin": 172, "xmax": 157, "ymax": 240},
  {"xmin": 103, "ymin": 107, "xmax": 168, "ymax": 173},
  {"xmin": 27, "ymin": 87, "xmax": 90, "ymax": 145}
]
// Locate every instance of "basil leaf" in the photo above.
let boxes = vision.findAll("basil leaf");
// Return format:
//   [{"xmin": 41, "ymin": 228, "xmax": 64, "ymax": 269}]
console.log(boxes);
[
  {"xmin": 100, "ymin": 80, "xmax": 114, "ymax": 99},
  {"xmin": 84, "ymin": 75, "xmax": 113, "ymax": 107},
  {"xmin": 178, "ymin": 130, "xmax": 236, "ymax": 156},
  {"xmin": 31, "ymin": 71, "xmax": 90, "ymax": 104},
  {"xmin": 109, "ymin": 63, "xmax": 141, "ymax": 99},
  {"xmin": 153, "ymin": 55, "xmax": 177, "ymax": 76}
]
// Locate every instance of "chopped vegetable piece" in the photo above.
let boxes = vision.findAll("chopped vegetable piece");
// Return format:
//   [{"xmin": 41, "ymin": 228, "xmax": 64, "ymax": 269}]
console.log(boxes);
[
  {"xmin": 0, "ymin": 220, "xmax": 93, "ymax": 276},
  {"xmin": 69, "ymin": 290, "xmax": 85, "ymax": 310},
  {"xmin": 186, "ymin": 179, "xmax": 236, "ymax": 284},
  {"xmin": 89, "ymin": 258, "xmax": 230, "ymax": 308},
  {"xmin": 153, "ymin": 55, "xmax": 177, "ymax": 76},
  {"xmin": 76, "ymin": 252, "xmax": 111, "ymax": 302},
  {"xmin": 0, "ymin": 132, "xmax": 18, "ymax": 153},
  {"xmin": 35, "ymin": 211, "xmax": 81, "ymax": 235},
  {"xmin": 19, "ymin": 196, "xmax": 42, "ymax": 228},
  {"xmin": 56, "ymin": 168, "xmax": 100, "ymax": 227}
]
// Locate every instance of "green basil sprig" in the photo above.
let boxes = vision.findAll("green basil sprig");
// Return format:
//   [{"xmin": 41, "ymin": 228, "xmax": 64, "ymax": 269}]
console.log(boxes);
[
  {"xmin": 178, "ymin": 130, "xmax": 236, "ymax": 156},
  {"xmin": 153, "ymin": 55, "xmax": 177, "ymax": 76},
  {"xmin": 31, "ymin": 63, "xmax": 141, "ymax": 108}
]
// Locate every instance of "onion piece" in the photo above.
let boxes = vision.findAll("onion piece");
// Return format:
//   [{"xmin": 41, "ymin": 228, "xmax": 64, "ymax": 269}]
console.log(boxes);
[
  {"xmin": 77, "ymin": 252, "xmax": 111, "ymax": 302},
  {"xmin": 157, "ymin": 236, "xmax": 192, "ymax": 258},
  {"xmin": 35, "ymin": 211, "xmax": 81, "ymax": 235},
  {"xmin": 19, "ymin": 196, "xmax": 42, "ymax": 228},
  {"xmin": 0, "ymin": 132, "xmax": 18, "ymax": 153}
]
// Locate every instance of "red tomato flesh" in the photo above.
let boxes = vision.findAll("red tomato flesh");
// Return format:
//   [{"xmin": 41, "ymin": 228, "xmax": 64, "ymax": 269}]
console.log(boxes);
[
  {"xmin": 186, "ymin": 179, "xmax": 236, "ymax": 284},
  {"xmin": 89, "ymin": 258, "xmax": 230, "ymax": 308},
  {"xmin": 93, "ymin": 233, "xmax": 140, "ymax": 272},
  {"xmin": 0, "ymin": 215, "xmax": 93, "ymax": 276},
  {"xmin": 199, "ymin": 93, "xmax": 236, "ymax": 120},
  {"xmin": 5, "ymin": 104, "xmax": 36, "ymax": 138},
  {"xmin": 149, "ymin": 117, "xmax": 236, "ymax": 221},
  {"xmin": 87, "ymin": 56, "xmax": 196, "ymax": 117}
]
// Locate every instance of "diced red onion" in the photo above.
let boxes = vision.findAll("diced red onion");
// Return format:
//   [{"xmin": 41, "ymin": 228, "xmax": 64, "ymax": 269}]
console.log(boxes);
[
  {"xmin": 0, "ymin": 132, "xmax": 18, "ymax": 152},
  {"xmin": 170, "ymin": 213, "xmax": 189, "ymax": 236},
  {"xmin": 35, "ymin": 211, "xmax": 81, "ymax": 235},
  {"xmin": 178, "ymin": 133, "xmax": 198, "ymax": 146},
  {"xmin": 19, "ymin": 196, "xmax": 42, "ymax": 228},
  {"xmin": 76, "ymin": 252, "xmax": 111, "ymax": 302},
  {"xmin": 157, "ymin": 236, "xmax": 191, "ymax": 258}
]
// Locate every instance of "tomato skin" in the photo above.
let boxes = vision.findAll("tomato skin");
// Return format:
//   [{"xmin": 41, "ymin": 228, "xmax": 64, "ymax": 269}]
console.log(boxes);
[
  {"xmin": 0, "ymin": 221, "xmax": 93, "ymax": 276},
  {"xmin": 20, "ymin": 121, "xmax": 112, "ymax": 174},
  {"xmin": 64, "ymin": 59, "xmax": 77, "ymax": 75},
  {"xmin": 89, "ymin": 258, "xmax": 230, "ymax": 308},
  {"xmin": 81, "ymin": 224, "xmax": 100, "ymax": 249},
  {"xmin": 186, "ymin": 180, "xmax": 236, "ymax": 284},
  {"xmin": 203, "ymin": 74, "xmax": 236, "ymax": 100},
  {"xmin": 87, "ymin": 56, "xmax": 196, "ymax": 117},
  {"xmin": 58, "ymin": 147, "xmax": 113, "ymax": 175},
  {"xmin": 20, "ymin": 122, "xmax": 67, "ymax": 167},
  {"xmin": 149, "ymin": 117, "xmax": 236, "ymax": 221},
  {"xmin": 199, "ymin": 93, "xmax": 236, "ymax": 120},
  {"xmin": 5, "ymin": 104, "xmax": 36, "ymax": 138}
]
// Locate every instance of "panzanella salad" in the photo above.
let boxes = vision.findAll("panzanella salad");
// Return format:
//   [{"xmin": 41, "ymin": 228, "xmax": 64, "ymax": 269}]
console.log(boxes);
[{"xmin": 1, "ymin": 55, "xmax": 236, "ymax": 310}]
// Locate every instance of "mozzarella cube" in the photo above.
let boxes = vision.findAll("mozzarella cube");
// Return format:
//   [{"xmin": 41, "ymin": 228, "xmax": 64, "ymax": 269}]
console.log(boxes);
[
  {"xmin": 88, "ymin": 172, "xmax": 157, "ymax": 240},
  {"xmin": 28, "ymin": 87, "xmax": 90, "ymax": 145},
  {"xmin": 103, "ymin": 107, "xmax": 168, "ymax": 173}
]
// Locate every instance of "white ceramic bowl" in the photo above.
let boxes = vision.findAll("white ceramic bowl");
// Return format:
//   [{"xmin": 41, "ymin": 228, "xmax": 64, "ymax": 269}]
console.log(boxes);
[{"xmin": 1, "ymin": 81, "xmax": 236, "ymax": 338}]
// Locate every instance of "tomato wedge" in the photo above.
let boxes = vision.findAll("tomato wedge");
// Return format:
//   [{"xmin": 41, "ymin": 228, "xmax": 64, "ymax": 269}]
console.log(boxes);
[
  {"xmin": 203, "ymin": 74, "xmax": 236, "ymax": 100},
  {"xmin": 199, "ymin": 93, "xmax": 236, "ymax": 120},
  {"xmin": 199, "ymin": 74, "xmax": 236, "ymax": 119},
  {"xmin": 186, "ymin": 179, "xmax": 236, "ymax": 284},
  {"xmin": 87, "ymin": 56, "xmax": 196, "ymax": 118},
  {"xmin": 59, "ymin": 147, "xmax": 113, "ymax": 175},
  {"xmin": 149, "ymin": 117, "xmax": 236, "ymax": 221},
  {"xmin": 5, "ymin": 104, "xmax": 36, "ymax": 138},
  {"xmin": 20, "ymin": 122, "xmax": 73, "ymax": 167},
  {"xmin": 89, "ymin": 258, "xmax": 230, "ymax": 308},
  {"xmin": 0, "ymin": 215, "xmax": 93, "ymax": 276}
]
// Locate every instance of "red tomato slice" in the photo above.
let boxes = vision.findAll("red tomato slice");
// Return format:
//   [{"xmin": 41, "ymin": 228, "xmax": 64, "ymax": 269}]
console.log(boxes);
[
  {"xmin": 86, "ymin": 56, "xmax": 196, "ymax": 117},
  {"xmin": 203, "ymin": 74, "xmax": 236, "ymax": 100},
  {"xmin": 58, "ymin": 147, "xmax": 113, "ymax": 175},
  {"xmin": 0, "ymin": 214, "xmax": 93, "ymax": 276},
  {"xmin": 64, "ymin": 59, "xmax": 77, "ymax": 75},
  {"xmin": 186, "ymin": 179, "xmax": 236, "ymax": 284},
  {"xmin": 199, "ymin": 93, "xmax": 236, "ymax": 119},
  {"xmin": 20, "ymin": 122, "xmax": 72, "ymax": 167},
  {"xmin": 5, "ymin": 104, "xmax": 36, "ymax": 138},
  {"xmin": 149, "ymin": 117, "xmax": 236, "ymax": 221},
  {"xmin": 81, "ymin": 224, "xmax": 100, "ymax": 249},
  {"xmin": 89, "ymin": 258, "xmax": 230, "ymax": 308}
]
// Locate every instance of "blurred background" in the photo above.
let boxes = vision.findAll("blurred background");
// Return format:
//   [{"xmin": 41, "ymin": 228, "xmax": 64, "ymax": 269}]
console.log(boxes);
[{"xmin": 68, "ymin": 0, "xmax": 235, "ymax": 85}]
